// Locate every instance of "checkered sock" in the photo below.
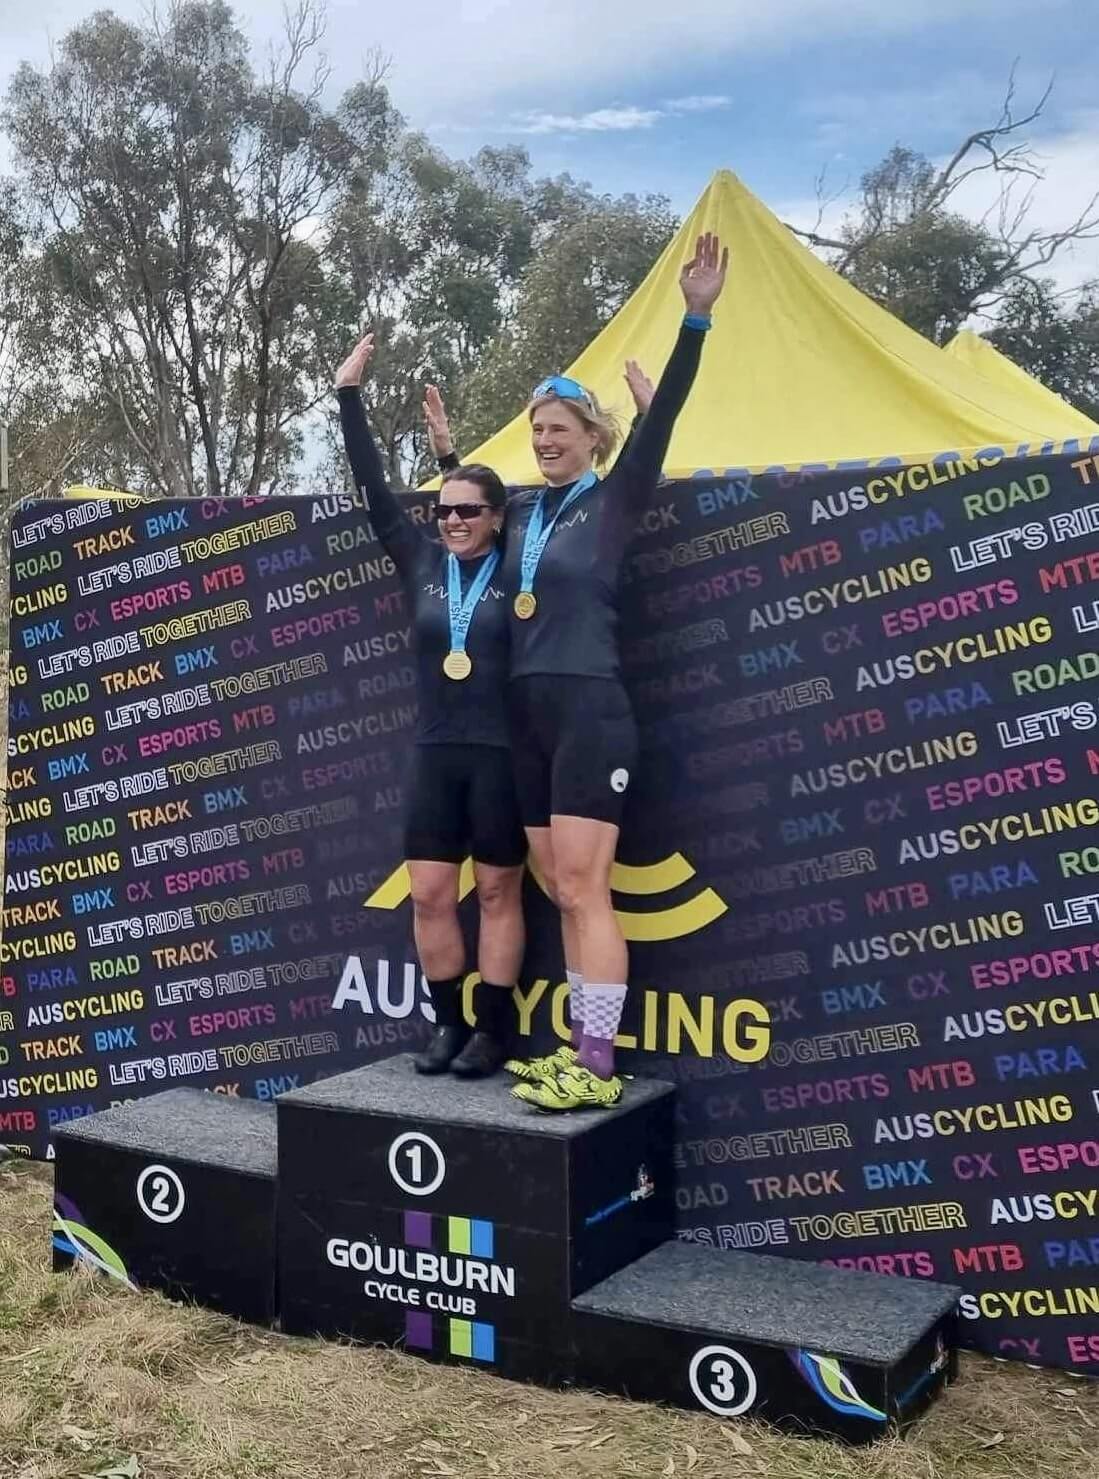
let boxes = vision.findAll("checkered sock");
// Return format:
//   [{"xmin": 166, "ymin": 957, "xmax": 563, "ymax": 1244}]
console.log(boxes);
[
  {"xmin": 567, "ymin": 969, "xmax": 585, "ymax": 1049},
  {"xmin": 578, "ymin": 983, "xmax": 627, "ymax": 1080}
]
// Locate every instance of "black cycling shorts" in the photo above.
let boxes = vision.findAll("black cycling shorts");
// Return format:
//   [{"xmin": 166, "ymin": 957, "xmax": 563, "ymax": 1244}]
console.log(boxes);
[
  {"xmin": 508, "ymin": 676, "xmax": 639, "ymax": 829},
  {"xmin": 403, "ymin": 743, "xmax": 526, "ymax": 867}
]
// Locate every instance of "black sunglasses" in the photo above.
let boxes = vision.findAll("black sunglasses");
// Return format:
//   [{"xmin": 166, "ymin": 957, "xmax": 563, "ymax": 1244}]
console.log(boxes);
[{"xmin": 432, "ymin": 501, "xmax": 492, "ymax": 522}]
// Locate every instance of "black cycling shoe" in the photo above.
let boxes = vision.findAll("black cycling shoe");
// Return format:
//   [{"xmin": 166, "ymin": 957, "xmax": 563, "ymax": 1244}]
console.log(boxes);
[
  {"xmin": 449, "ymin": 983, "xmax": 515, "ymax": 1078},
  {"xmin": 413, "ymin": 1025, "xmax": 470, "ymax": 1075},
  {"xmin": 450, "ymin": 1030, "xmax": 511, "ymax": 1079}
]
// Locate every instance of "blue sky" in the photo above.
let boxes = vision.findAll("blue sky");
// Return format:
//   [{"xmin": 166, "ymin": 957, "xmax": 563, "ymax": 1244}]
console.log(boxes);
[{"xmin": 3, "ymin": 0, "xmax": 1098, "ymax": 289}]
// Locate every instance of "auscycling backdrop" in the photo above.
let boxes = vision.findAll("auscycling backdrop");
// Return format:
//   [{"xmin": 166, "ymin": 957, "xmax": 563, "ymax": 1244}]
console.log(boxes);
[{"xmin": 4, "ymin": 449, "xmax": 1099, "ymax": 1376}]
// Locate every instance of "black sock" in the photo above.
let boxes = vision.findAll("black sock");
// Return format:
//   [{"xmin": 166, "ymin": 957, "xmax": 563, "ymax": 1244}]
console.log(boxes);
[
  {"xmin": 473, "ymin": 982, "xmax": 516, "ymax": 1040},
  {"xmin": 426, "ymin": 976, "xmax": 463, "ymax": 1029}
]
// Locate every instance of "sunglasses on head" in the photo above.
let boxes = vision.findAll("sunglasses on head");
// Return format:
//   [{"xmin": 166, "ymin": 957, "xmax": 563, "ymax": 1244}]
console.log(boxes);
[
  {"xmin": 532, "ymin": 374, "xmax": 593, "ymax": 405},
  {"xmin": 432, "ymin": 500, "xmax": 492, "ymax": 522}
]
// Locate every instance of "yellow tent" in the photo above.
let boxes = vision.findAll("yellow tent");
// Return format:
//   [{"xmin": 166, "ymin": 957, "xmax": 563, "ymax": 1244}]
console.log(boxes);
[
  {"xmin": 457, "ymin": 170, "xmax": 1099, "ymax": 481},
  {"xmin": 944, "ymin": 328, "xmax": 1099, "ymax": 433}
]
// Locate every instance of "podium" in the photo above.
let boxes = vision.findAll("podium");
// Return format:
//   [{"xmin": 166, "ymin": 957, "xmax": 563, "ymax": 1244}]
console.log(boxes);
[
  {"xmin": 276, "ymin": 1054, "xmax": 676, "ymax": 1382},
  {"xmin": 52, "ymin": 1089, "xmax": 277, "ymax": 1323},
  {"xmin": 52, "ymin": 1056, "xmax": 961, "ymax": 1441},
  {"xmin": 572, "ymin": 1243, "xmax": 958, "ymax": 1441}
]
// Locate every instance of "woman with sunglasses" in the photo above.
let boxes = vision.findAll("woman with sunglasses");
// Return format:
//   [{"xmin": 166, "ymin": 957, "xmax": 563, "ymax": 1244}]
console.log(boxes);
[
  {"xmin": 497, "ymin": 233, "xmax": 727, "ymax": 1111},
  {"xmin": 335, "ymin": 333, "xmax": 525, "ymax": 1079}
]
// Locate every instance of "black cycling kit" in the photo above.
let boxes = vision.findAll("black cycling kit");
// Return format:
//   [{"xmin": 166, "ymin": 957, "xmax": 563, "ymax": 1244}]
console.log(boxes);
[
  {"xmin": 503, "ymin": 321, "xmax": 707, "ymax": 826},
  {"xmin": 338, "ymin": 387, "xmax": 525, "ymax": 866}
]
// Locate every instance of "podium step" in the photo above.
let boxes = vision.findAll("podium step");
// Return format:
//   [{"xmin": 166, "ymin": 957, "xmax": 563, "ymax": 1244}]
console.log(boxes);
[
  {"xmin": 571, "ymin": 1243, "xmax": 959, "ymax": 1442},
  {"xmin": 277, "ymin": 1054, "xmax": 675, "ymax": 1381},
  {"xmin": 53, "ymin": 1089, "xmax": 277, "ymax": 1323},
  {"xmin": 50, "ymin": 1060, "xmax": 961, "ymax": 1441}
]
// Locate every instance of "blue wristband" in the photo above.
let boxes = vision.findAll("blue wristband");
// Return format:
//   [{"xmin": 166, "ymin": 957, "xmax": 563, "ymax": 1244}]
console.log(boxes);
[{"xmin": 683, "ymin": 312, "xmax": 711, "ymax": 331}]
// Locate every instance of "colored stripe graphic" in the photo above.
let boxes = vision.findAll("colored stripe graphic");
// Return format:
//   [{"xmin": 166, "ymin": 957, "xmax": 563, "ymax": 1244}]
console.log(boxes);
[
  {"xmin": 790, "ymin": 1351, "xmax": 887, "ymax": 1422},
  {"xmin": 448, "ymin": 1319, "xmax": 495, "ymax": 1363},
  {"xmin": 446, "ymin": 1216, "xmax": 494, "ymax": 1258},
  {"xmin": 406, "ymin": 1311, "xmax": 433, "ymax": 1350},
  {"xmin": 52, "ymin": 1195, "xmax": 135, "ymax": 1289},
  {"xmin": 404, "ymin": 1210, "xmax": 433, "ymax": 1248}
]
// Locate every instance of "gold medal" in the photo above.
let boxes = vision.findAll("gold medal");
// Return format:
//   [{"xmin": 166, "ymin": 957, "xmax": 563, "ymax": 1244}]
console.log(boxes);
[
  {"xmin": 514, "ymin": 592, "xmax": 537, "ymax": 620},
  {"xmin": 443, "ymin": 650, "xmax": 473, "ymax": 681}
]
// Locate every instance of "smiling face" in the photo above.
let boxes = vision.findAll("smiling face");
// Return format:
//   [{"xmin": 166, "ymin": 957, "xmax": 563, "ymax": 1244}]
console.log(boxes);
[
  {"xmin": 529, "ymin": 398, "xmax": 599, "ymax": 487},
  {"xmin": 436, "ymin": 478, "xmax": 500, "ymax": 559}
]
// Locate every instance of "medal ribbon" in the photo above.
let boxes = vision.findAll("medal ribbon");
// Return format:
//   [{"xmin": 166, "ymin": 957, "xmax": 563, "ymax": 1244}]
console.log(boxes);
[
  {"xmin": 517, "ymin": 470, "xmax": 598, "ymax": 599},
  {"xmin": 447, "ymin": 549, "xmax": 500, "ymax": 656}
]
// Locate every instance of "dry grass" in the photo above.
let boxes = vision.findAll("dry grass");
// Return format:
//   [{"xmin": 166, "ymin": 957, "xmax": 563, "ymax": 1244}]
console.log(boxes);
[{"xmin": 1, "ymin": 1159, "xmax": 1096, "ymax": 1479}]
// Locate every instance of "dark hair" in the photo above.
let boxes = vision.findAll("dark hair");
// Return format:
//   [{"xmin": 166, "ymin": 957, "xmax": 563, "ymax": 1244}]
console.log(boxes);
[{"xmin": 441, "ymin": 462, "xmax": 507, "ymax": 512}]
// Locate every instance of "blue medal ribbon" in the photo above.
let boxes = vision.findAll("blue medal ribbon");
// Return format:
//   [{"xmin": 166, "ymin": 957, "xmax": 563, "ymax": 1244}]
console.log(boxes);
[
  {"xmin": 517, "ymin": 470, "xmax": 598, "ymax": 600},
  {"xmin": 447, "ymin": 549, "xmax": 500, "ymax": 657}
]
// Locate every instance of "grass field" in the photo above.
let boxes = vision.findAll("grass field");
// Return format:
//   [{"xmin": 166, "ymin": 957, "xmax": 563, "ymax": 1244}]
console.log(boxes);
[{"xmin": 1, "ymin": 1159, "xmax": 1097, "ymax": 1479}]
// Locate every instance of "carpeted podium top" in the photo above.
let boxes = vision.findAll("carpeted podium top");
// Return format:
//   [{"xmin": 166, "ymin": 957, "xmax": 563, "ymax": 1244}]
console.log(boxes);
[
  {"xmin": 279, "ymin": 1054, "xmax": 675, "ymax": 1139},
  {"xmin": 574, "ymin": 1242, "xmax": 960, "ymax": 1366},
  {"xmin": 53, "ymin": 1088, "xmax": 277, "ymax": 1176}
]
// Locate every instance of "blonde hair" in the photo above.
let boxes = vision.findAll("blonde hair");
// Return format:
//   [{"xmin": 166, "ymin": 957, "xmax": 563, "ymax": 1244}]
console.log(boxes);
[{"xmin": 527, "ymin": 391, "xmax": 621, "ymax": 468}]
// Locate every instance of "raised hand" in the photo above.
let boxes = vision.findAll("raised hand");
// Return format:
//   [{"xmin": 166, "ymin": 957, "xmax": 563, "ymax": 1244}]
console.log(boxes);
[
  {"xmin": 334, "ymin": 333, "xmax": 375, "ymax": 390},
  {"xmin": 624, "ymin": 359, "xmax": 655, "ymax": 415},
  {"xmin": 422, "ymin": 384, "xmax": 454, "ymax": 459},
  {"xmin": 679, "ymin": 232, "xmax": 728, "ymax": 317}
]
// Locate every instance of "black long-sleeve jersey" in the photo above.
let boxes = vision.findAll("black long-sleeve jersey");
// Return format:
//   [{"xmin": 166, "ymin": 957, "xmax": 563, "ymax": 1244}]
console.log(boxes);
[
  {"xmin": 338, "ymin": 387, "xmax": 510, "ymax": 747},
  {"xmin": 503, "ymin": 322, "xmax": 705, "ymax": 680}
]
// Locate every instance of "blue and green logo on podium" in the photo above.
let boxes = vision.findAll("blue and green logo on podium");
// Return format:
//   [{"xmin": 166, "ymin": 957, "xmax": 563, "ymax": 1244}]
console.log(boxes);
[{"xmin": 402, "ymin": 1211, "xmax": 499, "ymax": 1363}]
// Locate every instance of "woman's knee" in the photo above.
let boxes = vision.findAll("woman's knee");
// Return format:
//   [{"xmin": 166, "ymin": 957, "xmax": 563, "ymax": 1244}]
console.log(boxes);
[
  {"xmin": 476, "ymin": 868, "xmax": 521, "ymax": 914},
  {"xmin": 539, "ymin": 866, "xmax": 560, "ymax": 906},
  {"xmin": 555, "ymin": 862, "xmax": 611, "ymax": 920},
  {"xmin": 410, "ymin": 876, "xmax": 457, "ymax": 921},
  {"xmin": 525, "ymin": 830, "xmax": 557, "ymax": 903}
]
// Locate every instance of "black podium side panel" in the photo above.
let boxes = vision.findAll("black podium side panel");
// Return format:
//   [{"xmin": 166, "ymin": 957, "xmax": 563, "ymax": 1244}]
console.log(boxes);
[
  {"xmin": 52, "ymin": 1089, "xmax": 277, "ymax": 1324},
  {"xmin": 572, "ymin": 1310, "xmax": 957, "ymax": 1443},
  {"xmin": 567, "ymin": 1106, "xmax": 675, "ymax": 1295},
  {"xmin": 276, "ymin": 1057, "xmax": 675, "ymax": 1381},
  {"xmin": 887, "ymin": 1321, "xmax": 960, "ymax": 1429},
  {"xmin": 572, "ymin": 1311, "xmax": 889, "ymax": 1442},
  {"xmin": 572, "ymin": 1242, "xmax": 959, "ymax": 1443},
  {"xmin": 277, "ymin": 1100, "xmax": 565, "ymax": 1231},
  {"xmin": 279, "ymin": 1194, "xmax": 573, "ymax": 1381},
  {"xmin": 54, "ymin": 1142, "xmax": 276, "ymax": 1323}
]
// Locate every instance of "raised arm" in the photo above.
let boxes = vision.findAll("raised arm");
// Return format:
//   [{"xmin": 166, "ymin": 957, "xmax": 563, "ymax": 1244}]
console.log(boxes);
[
  {"xmin": 614, "ymin": 359, "xmax": 652, "ymax": 465},
  {"xmin": 423, "ymin": 383, "xmax": 461, "ymax": 474},
  {"xmin": 335, "ymin": 334, "xmax": 425, "ymax": 573},
  {"xmin": 619, "ymin": 232, "xmax": 728, "ymax": 485}
]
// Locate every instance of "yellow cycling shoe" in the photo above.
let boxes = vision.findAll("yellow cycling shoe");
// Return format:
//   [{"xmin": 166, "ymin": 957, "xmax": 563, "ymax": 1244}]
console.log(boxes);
[
  {"xmin": 503, "ymin": 1045, "xmax": 578, "ymax": 1082},
  {"xmin": 511, "ymin": 1062, "xmax": 623, "ymax": 1111}
]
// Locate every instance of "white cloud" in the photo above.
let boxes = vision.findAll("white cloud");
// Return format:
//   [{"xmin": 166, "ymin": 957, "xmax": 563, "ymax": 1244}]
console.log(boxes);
[
  {"xmin": 768, "ymin": 190, "xmax": 851, "ymax": 246},
  {"xmin": 363, "ymin": 0, "xmax": 1032, "ymax": 114},
  {"xmin": 479, "ymin": 92, "xmax": 730, "ymax": 139},
  {"xmin": 773, "ymin": 110, "xmax": 1099, "ymax": 328},
  {"xmin": 512, "ymin": 106, "xmax": 664, "ymax": 135},
  {"xmin": 504, "ymin": 94, "xmax": 731, "ymax": 135},
  {"xmin": 665, "ymin": 95, "xmax": 732, "ymax": 113},
  {"xmin": 0, "ymin": 0, "xmax": 1036, "ymax": 122},
  {"xmin": 802, "ymin": 68, "xmax": 1037, "ymax": 156},
  {"xmin": 946, "ymin": 110, "xmax": 1099, "ymax": 298}
]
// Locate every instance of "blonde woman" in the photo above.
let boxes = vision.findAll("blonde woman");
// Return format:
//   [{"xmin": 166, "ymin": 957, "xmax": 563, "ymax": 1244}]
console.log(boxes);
[{"xmin": 498, "ymin": 233, "xmax": 728, "ymax": 1110}]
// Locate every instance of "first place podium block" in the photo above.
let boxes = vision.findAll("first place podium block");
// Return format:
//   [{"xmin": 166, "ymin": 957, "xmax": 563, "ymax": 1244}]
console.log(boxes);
[
  {"xmin": 53, "ymin": 1088, "xmax": 278, "ymax": 1324},
  {"xmin": 277, "ymin": 1054, "xmax": 675, "ymax": 1382}
]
